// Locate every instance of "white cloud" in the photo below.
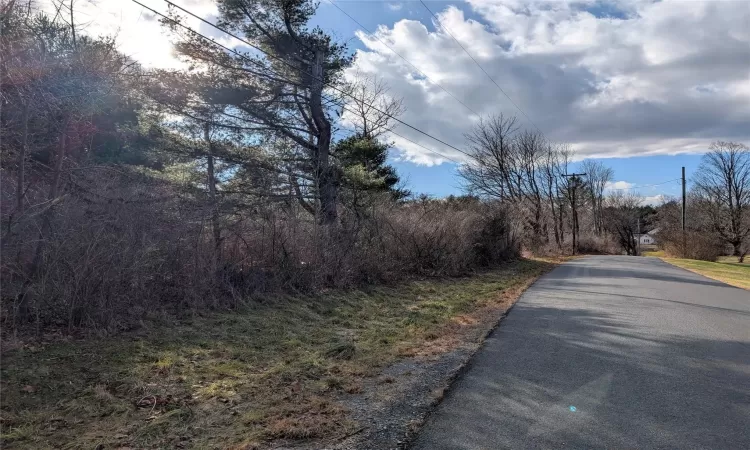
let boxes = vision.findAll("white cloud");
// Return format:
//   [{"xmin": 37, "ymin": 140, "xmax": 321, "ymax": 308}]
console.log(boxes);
[
  {"xmin": 387, "ymin": 3, "xmax": 403, "ymax": 12},
  {"xmin": 643, "ymin": 194, "xmax": 668, "ymax": 206},
  {"xmin": 605, "ymin": 181, "xmax": 635, "ymax": 190},
  {"xmin": 347, "ymin": 0, "xmax": 750, "ymax": 164}
]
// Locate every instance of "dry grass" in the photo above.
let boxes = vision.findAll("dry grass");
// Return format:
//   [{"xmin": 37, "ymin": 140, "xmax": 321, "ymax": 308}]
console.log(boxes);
[
  {"xmin": 0, "ymin": 258, "xmax": 556, "ymax": 449},
  {"xmin": 660, "ymin": 257, "xmax": 750, "ymax": 290}
]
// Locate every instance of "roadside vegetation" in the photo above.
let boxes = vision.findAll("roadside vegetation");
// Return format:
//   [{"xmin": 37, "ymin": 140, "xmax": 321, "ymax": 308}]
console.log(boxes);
[
  {"xmin": 653, "ymin": 142, "xmax": 750, "ymax": 264},
  {"xmin": 0, "ymin": 259, "xmax": 554, "ymax": 449},
  {"xmin": 658, "ymin": 257, "xmax": 749, "ymax": 290}
]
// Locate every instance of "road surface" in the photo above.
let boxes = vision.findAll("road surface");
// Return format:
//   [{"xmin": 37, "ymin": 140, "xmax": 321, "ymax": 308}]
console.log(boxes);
[{"xmin": 412, "ymin": 256, "xmax": 750, "ymax": 449}]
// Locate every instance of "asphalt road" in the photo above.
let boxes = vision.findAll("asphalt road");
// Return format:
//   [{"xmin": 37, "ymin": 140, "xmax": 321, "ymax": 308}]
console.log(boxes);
[{"xmin": 411, "ymin": 256, "xmax": 750, "ymax": 449}]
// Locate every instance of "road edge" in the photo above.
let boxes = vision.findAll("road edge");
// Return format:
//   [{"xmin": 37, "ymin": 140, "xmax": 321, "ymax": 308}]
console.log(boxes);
[{"xmin": 399, "ymin": 258, "xmax": 569, "ymax": 449}]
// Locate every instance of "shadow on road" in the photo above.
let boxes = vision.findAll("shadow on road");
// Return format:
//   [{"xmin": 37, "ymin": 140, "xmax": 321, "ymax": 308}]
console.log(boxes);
[{"xmin": 538, "ymin": 286, "xmax": 750, "ymax": 316}]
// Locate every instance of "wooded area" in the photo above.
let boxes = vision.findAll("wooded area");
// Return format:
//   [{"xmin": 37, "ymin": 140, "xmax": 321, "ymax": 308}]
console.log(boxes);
[
  {"xmin": 0, "ymin": 0, "xmax": 519, "ymax": 333},
  {"xmin": 1, "ymin": 0, "xmax": 748, "ymax": 335}
]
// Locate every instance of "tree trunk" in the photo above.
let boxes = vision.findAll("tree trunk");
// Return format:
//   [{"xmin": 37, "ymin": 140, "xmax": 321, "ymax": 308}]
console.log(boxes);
[
  {"xmin": 30, "ymin": 129, "xmax": 66, "ymax": 268},
  {"xmin": 310, "ymin": 48, "xmax": 337, "ymax": 225},
  {"xmin": 16, "ymin": 101, "xmax": 29, "ymax": 218},
  {"xmin": 204, "ymin": 123, "xmax": 221, "ymax": 264},
  {"xmin": 546, "ymin": 182, "xmax": 560, "ymax": 248},
  {"xmin": 19, "ymin": 126, "xmax": 67, "ymax": 326},
  {"xmin": 558, "ymin": 202, "xmax": 565, "ymax": 244},
  {"xmin": 533, "ymin": 197, "xmax": 543, "ymax": 240},
  {"xmin": 572, "ymin": 207, "xmax": 578, "ymax": 255},
  {"xmin": 570, "ymin": 185, "xmax": 578, "ymax": 254},
  {"xmin": 550, "ymin": 199, "xmax": 560, "ymax": 248},
  {"xmin": 7, "ymin": 100, "xmax": 29, "ymax": 237}
]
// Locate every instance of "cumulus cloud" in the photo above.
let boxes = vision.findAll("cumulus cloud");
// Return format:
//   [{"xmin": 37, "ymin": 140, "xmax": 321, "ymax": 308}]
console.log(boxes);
[
  {"xmin": 643, "ymin": 194, "xmax": 668, "ymax": 206},
  {"xmin": 347, "ymin": 0, "xmax": 750, "ymax": 165},
  {"xmin": 605, "ymin": 181, "xmax": 635, "ymax": 190},
  {"xmin": 387, "ymin": 3, "xmax": 403, "ymax": 12}
]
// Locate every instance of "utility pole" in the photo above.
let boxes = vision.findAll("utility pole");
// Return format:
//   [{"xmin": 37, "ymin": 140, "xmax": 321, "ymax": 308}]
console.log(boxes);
[
  {"xmin": 637, "ymin": 217, "xmax": 641, "ymax": 256},
  {"xmin": 562, "ymin": 173, "xmax": 586, "ymax": 255},
  {"xmin": 681, "ymin": 166, "xmax": 686, "ymax": 256}
]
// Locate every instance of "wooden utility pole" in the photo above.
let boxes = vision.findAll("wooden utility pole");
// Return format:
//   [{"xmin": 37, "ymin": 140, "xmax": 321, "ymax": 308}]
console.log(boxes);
[
  {"xmin": 682, "ymin": 166, "xmax": 686, "ymax": 256},
  {"xmin": 637, "ymin": 217, "xmax": 641, "ymax": 256}
]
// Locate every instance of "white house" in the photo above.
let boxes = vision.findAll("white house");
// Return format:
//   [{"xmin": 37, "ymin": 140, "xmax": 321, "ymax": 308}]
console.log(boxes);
[{"xmin": 637, "ymin": 228, "xmax": 660, "ymax": 245}]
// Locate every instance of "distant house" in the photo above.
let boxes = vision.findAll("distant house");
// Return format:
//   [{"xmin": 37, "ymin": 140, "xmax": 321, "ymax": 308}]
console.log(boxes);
[{"xmin": 636, "ymin": 228, "xmax": 660, "ymax": 245}]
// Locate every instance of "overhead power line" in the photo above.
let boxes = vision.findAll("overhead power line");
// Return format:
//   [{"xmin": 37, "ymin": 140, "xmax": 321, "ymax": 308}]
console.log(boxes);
[
  {"xmin": 419, "ymin": 0, "xmax": 545, "ymax": 137},
  {"xmin": 335, "ymin": 122, "xmax": 461, "ymax": 164},
  {"xmin": 332, "ymin": 100, "xmax": 461, "ymax": 163},
  {"xmin": 325, "ymin": 0, "xmax": 481, "ymax": 118},
  {"xmin": 605, "ymin": 178, "xmax": 682, "ymax": 192},
  {"xmin": 130, "ymin": 0, "xmax": 471, "ymax": 163},
  {"xmin": 387, "ymin": 129, "xmax": 461, "ymax": 164}
]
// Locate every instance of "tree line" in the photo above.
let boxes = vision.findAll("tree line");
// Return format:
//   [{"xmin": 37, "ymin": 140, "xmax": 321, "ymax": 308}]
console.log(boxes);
[
  {"xmin": 458, "ymin": 114, "xmax": 750, "ymax": 260},
  {"xmin": 458, "ymin": 113, "xmax": 619, "ymax": 254},
  {"xmin": 658, "ymin": 142, "xmax": 750, "ymax": 261},
  {"xmin": 1, "ymin": 0, "xmax": 517, "ymax": 332}
]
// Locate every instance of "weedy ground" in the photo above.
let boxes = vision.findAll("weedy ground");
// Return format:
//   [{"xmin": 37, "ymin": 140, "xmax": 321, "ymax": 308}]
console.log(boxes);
[{"xmin": 1, "ymin": 258, "xmax": 557, "ymax": 449}]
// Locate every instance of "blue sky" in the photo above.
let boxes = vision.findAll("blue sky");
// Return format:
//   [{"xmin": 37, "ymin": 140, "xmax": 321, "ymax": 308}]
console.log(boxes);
[{"xmin": 391, "ymin": 154, "xmax": 701, "ymax": 200}]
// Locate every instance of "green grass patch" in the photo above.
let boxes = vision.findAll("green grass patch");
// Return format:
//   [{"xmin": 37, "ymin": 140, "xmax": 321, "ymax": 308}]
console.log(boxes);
[
  {"xmin": 0, "ymin": 258, "xmax": 555, "ymax": 449},
  {"xmin": 716, "ymin": 255, "xmax": 749, "ymax": 265},
  {"xmin": 661, "ymin": 257, "xmax": 750, "ymax": 290}
]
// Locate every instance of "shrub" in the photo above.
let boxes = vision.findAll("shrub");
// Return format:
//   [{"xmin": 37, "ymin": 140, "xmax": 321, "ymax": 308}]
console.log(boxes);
[
  {"xmin": 2, "ymin": 173, "xmax": 519, "ymax": 332},
  {"xmin": 576, "ymin": 234, "xmax": 618, "ymax": 255},
  {"xmin": 659, "ymin": 230, "xmax": 723, "ymax": 261}
]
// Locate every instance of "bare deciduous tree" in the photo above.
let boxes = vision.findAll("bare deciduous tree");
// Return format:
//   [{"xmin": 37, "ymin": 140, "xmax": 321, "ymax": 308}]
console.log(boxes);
[
  {"xmin": 693, "ymin": 141, "xmax": 750, "ymax": 259},
  {"xmin": 539, "ymin": 143, "xmax": 567, "ymax": 248},
  {"xmin": 561, "ymin": 173, "xmax": 587, "ymax": 254},
  {"xmin": 459, "ymin": 115, "xmax": 594, "ymax": 251},
  {"xmin": 581, "ymin": 159, "xmax": 613, "ymax": 236},
  {"xmin": 516, "ymin": 130, "xmax": 547, "ymax": 240},
  {"xmin": 459, "ymin": 114, "xmax": 520, "ymax": 201},
  {"xmin": 342, "ymin": 70, "xmax": 405, "ymax": 139},
  {"xmin": 604, "ymin": 192, "xmax": 643, "ymax": 256}
]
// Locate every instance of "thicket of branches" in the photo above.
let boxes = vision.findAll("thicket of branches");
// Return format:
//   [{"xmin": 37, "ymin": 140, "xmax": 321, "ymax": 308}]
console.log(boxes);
[
  {"xmin": 0, "ymin": 0, "xmax": 519, "ymax": 333},
  {"xmin": 457, "ymin": 112, "xmax": 749, "ymax": 261},
  {"xmin": 657, "ymin": 141, "xmax": 750, "ymax": 261},
  {"xmin": 458, "ymin": 114, "xmax": 618, "ymax": 255}
]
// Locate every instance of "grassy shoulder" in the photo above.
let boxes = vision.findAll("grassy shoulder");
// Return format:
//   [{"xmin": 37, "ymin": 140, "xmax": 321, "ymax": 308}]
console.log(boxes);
[
  {"xmin": 655, "ymin": 256, "xmax": 750, "ymax": 290},
  {"xmin": 1, "ymin": 258, "xmax": 558, "ymax": 449}
]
